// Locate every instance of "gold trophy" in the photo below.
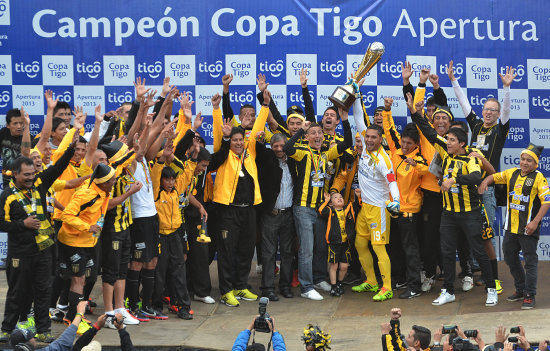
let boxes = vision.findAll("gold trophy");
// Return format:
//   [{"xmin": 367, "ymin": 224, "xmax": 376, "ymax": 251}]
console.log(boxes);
[{"xmin": 328, "ymin": 42, "xmax": 385, "ymax": 110}]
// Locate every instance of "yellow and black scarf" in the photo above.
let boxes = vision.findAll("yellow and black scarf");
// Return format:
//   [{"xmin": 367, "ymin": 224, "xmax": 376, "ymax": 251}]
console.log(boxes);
[{"xmin": 9, "ymin": 180, "xmax": 55, "ymax": 251}]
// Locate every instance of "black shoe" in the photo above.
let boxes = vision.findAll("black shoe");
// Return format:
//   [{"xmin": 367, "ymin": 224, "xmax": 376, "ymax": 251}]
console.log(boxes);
[
  {"xmin": 342, "ymin": 273, "xmax": 362, "ymax": 285},
  {"xmin": 337, "ymin": 282, "xmax": 344, "ymax": 295},
  {"xmin": 393, "ymin": 281, "xmax": 407, "ymax": 290},
  {"xmin": 141, "ymin": 306, "xmax": 168, "ymax": 320},
  {"xmin": 262, "ymin": 291, "xmax": 279, "ymax": 302},
  {"xmin": 330, "ymin": 286, "xmax": 341, "ymax": 297},
  {"xmin": 507, "ymin": 291, "xmax": 524, "ymax": 302},
  {"xmin": 280, "ymin": 290, "xmax": 294, "ymax": 298},
  {"xmin": 177, "ymin": 306, "xmax": 194, "ymax": 320},
  {"xmin": 521, "ymin": 294, "xmax": 535, "ymax": 309},
  {"xmin": 399, "ymin": 288, "xmax": 422, "ymax": 299}
]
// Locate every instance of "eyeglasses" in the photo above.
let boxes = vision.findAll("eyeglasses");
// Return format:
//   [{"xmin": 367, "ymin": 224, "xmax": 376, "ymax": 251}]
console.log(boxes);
[{"xmin": 482, "ymin": 108, "xmax": 500, "ymax": 112}]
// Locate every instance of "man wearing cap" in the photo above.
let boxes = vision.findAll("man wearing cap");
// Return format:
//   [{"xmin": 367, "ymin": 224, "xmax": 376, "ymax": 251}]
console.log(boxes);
[
  {"xmin": 0, "ymin": 138, "xmax": 77, "ymax": 343},
  {"xmin": 57, "ymin": 163, "xmax": 116, "ymax": 335},
  {"xmin": 479, "ymin": 144, "xmax": 550, "ymax": 309},
  {"xmin": 99, "ymin": 140, "xmax": 143, "ymax": 327}
]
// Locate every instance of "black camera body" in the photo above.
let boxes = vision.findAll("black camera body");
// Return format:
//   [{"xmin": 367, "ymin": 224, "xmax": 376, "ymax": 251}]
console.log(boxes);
[
  {"xmin": 452, "ymin": 337, "xmax": 476, "ymax": 351},
  {"xmin": 510, "ymin": 327, "xmax": 520, "ymax": 334},
  {"xmin": 508, "ymin": 336, "xmax": 519, "ymax": 343},
  {"xmin": 464, "ymin": 330, "xmax": 478, "ymax": 338},
  {"xmin": 253, "ymin": 297, "xmax": 272, "ymax": 333}
]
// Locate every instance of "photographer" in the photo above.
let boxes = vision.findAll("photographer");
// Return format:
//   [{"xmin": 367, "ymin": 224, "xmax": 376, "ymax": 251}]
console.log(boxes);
[
  {"xmin": 232, "ymin": 316, "xmax": 286, "ymax": 351},
  {"xmin": 432, "ymin": 325, "xmax": 485, "ymax": 351},
  {"xmin": 380, "ymin": 308, "xmax": 431, "ymax": 351}
]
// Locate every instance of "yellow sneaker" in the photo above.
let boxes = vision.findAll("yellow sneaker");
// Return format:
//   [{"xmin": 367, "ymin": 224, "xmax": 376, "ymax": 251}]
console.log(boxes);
[
  {"xmin": 76, "ymin": 320, "xmax": 92, "ymax": 336},
  {"xmin": 351, "ymin": 281, "xmax": 379, "ymax": 293},
  {"xmin": 232, "ymin": 289, "xmax": 258, "ymax": 301},
  {"xmin": 221, "ymin": 292, "xmax": 240, "ymax": 307},
  {"xmin": 495, "ymin": 280, "xmax": 503, "ymax": 295},
  {"xmin": 373, "ymin": 287, "xmax": 393, "ymax": 301}
]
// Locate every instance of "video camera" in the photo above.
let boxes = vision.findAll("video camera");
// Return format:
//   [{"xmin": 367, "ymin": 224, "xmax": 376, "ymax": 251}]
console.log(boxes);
[
  {"xmin": 452, "ymin": 337, "xmax": 477, "ymax": 351},
  {"xmin": 253, "ymin": 297, "xmax": 272, "ymax": 333}
]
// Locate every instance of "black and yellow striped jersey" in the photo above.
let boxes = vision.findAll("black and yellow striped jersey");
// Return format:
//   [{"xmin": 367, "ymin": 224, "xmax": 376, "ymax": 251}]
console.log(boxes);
[
  {"xmin": 288, "ymin": 144, "xmax": 342, "ymax": 208},
  {"xmin": 431, "ymin": 135, "xmax": 482, "ymax": 212},
  {"xmin": 104, "ymin": 170, "xmax": 134, "ymax": 233},
  {"xmin": 493, "ymin": 168, "xmax": 550, "ymax": 236}
]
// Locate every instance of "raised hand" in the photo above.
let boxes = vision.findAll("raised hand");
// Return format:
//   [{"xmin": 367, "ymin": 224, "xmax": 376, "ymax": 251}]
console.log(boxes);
[
  {"xmin": 415, "ymin": 100, "xmax": 424, "ymax": 114},
  {"xmin": 20, "ymin": 106, "xmax": 30, "ymax": 126},
  {"xmin": 222, "ymin": 74, "xmax": 233, "ymax": 86},
  {"xmin": 401, "ymin": 61, "xmax": 412, "ymax": 83},
  {"xmin": 222, "ymin": 118, "xmax": 232, "ymax": 137},
  {"xmin": 117, "ymin": 135, "xmax": 128, "ymax": 145},
  {"xmin": 180, "ymin": 91, "xmax": 194, "ymax": 122},
  {"xmin": 73, "ymin": 106, "xmax": 85, "ymax": 122},
  {"xmin": 300, "ymin": 68, "xmax": 308, "ymax": 88},
  {"xmin": 263, "ymin": 89, "xmax": 271, "ymax": 106},
  {"xmin": 419, "ymin": 68, "xmax": 430, "ymax": 84},
  {"xmin": 161, "ymin": 76, "xmax": 173, "ymax": 97},
  {"xmin": 162, "ymin": 140, "xmax": 174, "ymax": 158},
  {"xmin": 143, "ymin": 90, "xmax": 159, "ymax": 109},
  {"xmin": 192, "ymin": 112, "xmax": 203, "ymax": 132},
  {"xmin": 384, "ymin": 97, "xmax": 393, "ymax": 111},
  {"xmin": 499, "ymin": 66, "xmax": 517, "ymax": 87},
  {"xmin": 405, "ymin": 92, "xmax": 415, "ymax": 113},
  {"xmin": 338, "ymin": 106, "xmax": 349, "ymax": 121},
  {"xmin": 134, "ymin": 77, "xmax": 149, "ymax": 101},
  {"xmin": 447, "ymin": 60, "xmax": 456, "ymax": 82},
  {"xmin": 94, "ymin": 104, "xmax": 103, "ymax": 123},
  {"xmin": 429, "ymin": 73, "xmax": 440, "ymax": 89},
  {"xmin": 44, "ymin": 90, "xmax": 58, "ymax": 110},
  {"xmin": 257, "ymin": 73, "xmax": 269, "ymax": 92},
  {"xmin": 302, "ymin": 120, "xmax": 311, "ymax": 131},
  {"xmin": 211, "ymin": 93, "xmax": 221, "ymax": 109},
  {"xmin": 390, "ymin": 308, "xmax": 401, "ymax": 320}
]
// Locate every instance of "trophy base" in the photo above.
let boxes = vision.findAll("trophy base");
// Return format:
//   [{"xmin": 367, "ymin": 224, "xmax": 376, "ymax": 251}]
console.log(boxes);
[{"xmin": 328, "ymin": 85, "xmax": 356, "ymax": 110}]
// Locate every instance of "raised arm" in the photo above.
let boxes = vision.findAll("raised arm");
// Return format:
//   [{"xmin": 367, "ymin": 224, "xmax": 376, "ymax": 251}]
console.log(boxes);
[
  {"xmin": 211, "ymin": 93, "xmax": 224, "ymax": 152},
  {"xmin": 448, "ymin": 60, "xmax": 473, "ymax": 120},
  {"xmin": 127, "ymin": 91, "xmax": 157, "ymax": 149},
  {"xmin": 429, "ymin": 73, "xmax": 448, "ymax": 106},
  {"xmin": 84, "ymin": 104, "xmax": 103, "ymax": 166},
  {"xmin": 222, "ymin": 74, "xmax": 235, "ymax": 121},
  {"xmin": 336, "ymin": 107, "xmax": 352, "ymax": 155},
  {"xmin": 381, "ymin": 98, "xmax": 400, "ymax": 154},
  {"xmin": 21, "ymin": 107, "xmax": 31, "ymax": 157},
  {"xmin": 283, "ymin": 125, "xmax": 305, "ymax": 157},
  {"xmin": 499, "ymin": 66, "xmax": 516, "ymax": 126},
  {"xmin": 300, "ymin": 68, "xmax": 316, "ymax": 122},
  {"xmin": 36, "ymin": 90, "xmax": 57, "ymax": 155}
]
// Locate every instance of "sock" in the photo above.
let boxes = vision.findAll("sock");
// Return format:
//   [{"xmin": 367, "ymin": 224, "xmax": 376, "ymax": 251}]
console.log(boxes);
[
  {"xmin": 126, "ymin": 270, "xmax": 140, "ymax": 309},
  {"xmin": 66, "ymin": 291, "xmax": 83, "ymax": 321},
  {"xmin": 105, "ymin": 310, "xmax": 115, "ymax": 316},
  {"xmin": 50, "ymin": 276, "xmax": 64, "ymax": 308},
  {"xmin": 83, "ymin": 279, "xmax": 96, "ymax": 300},
  {"xmin": 59, "ymin": 279, "xmax": 70, "ymax": 306},
  {"xmin": 56, "ymin": 304, "xmax": 68, "ymax": 310},
  {"xmin": 115, "ymin": 308, "xmax": 125, "ymax": 315},
  {"xmin": 141, "ymin": 269, "xmax": 156, "ymax": 308},
  {"xmin": 490, "ymin": 259, "xmax": 499, "ymax": 280}
]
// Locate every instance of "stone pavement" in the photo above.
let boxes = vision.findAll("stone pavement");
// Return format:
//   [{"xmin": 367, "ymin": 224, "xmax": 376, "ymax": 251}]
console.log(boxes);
[{"xmin": 1, "ymin": 261, "xmax": 549, "ymax": 350}]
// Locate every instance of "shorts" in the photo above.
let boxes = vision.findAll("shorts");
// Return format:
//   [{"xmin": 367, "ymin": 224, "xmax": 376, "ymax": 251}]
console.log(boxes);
[
  {"xmin": 481, "ymin": 204, "xmax": 494, "ymax": 241},
  {"xmin": 58, "ymin": 242, "xmax": 96, "ymax": 278},
  {"xmin": 355, "ymin": 202, "xmax": 390, "ymax": 245},
  {"xmin": 101, "ymin": 228, "xmax": 131, "ymax": 284},
  {"xmin": 328, "ymin": 243, "xmax": 351, "ymax": 264},
  {"xmin": 130, "ymin": 215, "xmax": 160, "ymax": 262}
]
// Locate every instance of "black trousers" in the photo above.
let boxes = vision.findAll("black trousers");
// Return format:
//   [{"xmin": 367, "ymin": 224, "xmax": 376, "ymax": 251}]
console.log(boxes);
[
  {"xmin": 420, "ymin": 190, "xmax": 442, "ymax": 278},
  {"xmin": 2, "ymin": 250, "xmax": 52, "ymax": 333},
  {"xmin": 388, "ymin": 217, "xmax": 406, "ymax": 284},
  {"xmin": 440, "ymin": 210, "xmax": 495, "ymax": 294},
  {"xmin": 397, "ymin": 213, "xmax": 422, "ymax": 290},
  {"xmin": 216, "ymin": 205, "xmax": 256, "ymax": 294},
  {"xmin": 153, "ymin": 230, "xmax": 191, "ymax": 308},
  {"xmin": 260, "ymin": 210, "xmax": 295, "ymax": 293},
  {"xmin": 312, "ymin": 216, "xmax": 328, "ymax": 284},
  {"xmin": 185, "ymin": 216, "xmax": 212, "ymax": 298},
  {"xmin": 503, "ymin": 231, "xmax": 539, "ymax": 296}
]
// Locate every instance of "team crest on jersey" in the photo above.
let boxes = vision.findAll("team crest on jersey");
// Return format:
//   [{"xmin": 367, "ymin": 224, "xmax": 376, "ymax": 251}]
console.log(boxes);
[
  {"xmin": 72, "ymin": 264, "xmax": 80, "ymax": 273},
  {"xmin": 370, "ymin": 223, "xmax": 377, "ymax": 228},
  {"xmin": 112, "ymin": 241, "xmax": 120, "ymax": 251},
  {"xmin": 11, "ymin": 258, "xmax": 19, "ymax": 268},
  {"xmin": 545, "ymin": 195, "xmax": 550, "ymax": 202},
  {"xmin": 134, "ymin": 250, "xmax": 142, "ymax": 259},
  {"xmin": 525, "ymin": 178, "xmax": 534, "ymax": 187}
]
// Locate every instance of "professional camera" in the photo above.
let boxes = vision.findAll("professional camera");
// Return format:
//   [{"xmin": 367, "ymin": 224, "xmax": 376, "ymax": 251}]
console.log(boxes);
[
  {"xmin": 253, "ymin": 297, "xmax": 272, "ymax": 333},
  {"xmin": 452, "ymin": 337, "xmax": 476, "ymax": 351}
]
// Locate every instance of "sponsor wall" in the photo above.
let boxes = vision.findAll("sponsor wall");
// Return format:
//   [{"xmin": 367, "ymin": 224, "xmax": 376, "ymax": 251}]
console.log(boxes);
[{"xmin": 0, "ymin": 0, "xmax": 548, "ymax": 260}]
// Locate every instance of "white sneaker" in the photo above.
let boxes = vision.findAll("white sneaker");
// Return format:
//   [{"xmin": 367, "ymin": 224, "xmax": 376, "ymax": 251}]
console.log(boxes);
[
  {"xmin": 105, "ymin": 316, "xmax": 118, "ymax": 329},
  {"xmin": 462, "ymin": 276, "xmax": 474, "ymax": 292},
  {"xmin": 432, "ymin": 289, "xmax": 456, "ymax": 306},
  {"xmin": 301, "ymin": 289, "xmax": 324, "ymax": 301},
  {"xmin": 256, "ymin": 264, "xmax": 263, "ymax": 274},
  {"xmin": 314, "ymin": 281, "xmax": 331, "ymax": 292},
  {"xmin": 194, "ymin": 295, "xmax": 215, "ymax": 304},
  {"xmin": 486, "ymin": 288, "xmax": 498, "ymax": 307},
  {"xmin": 421, "ymin": 276, "xmax": 435, "ymax": 292},
  {"xmin": 122, "ymin": 309, "xmax": 140, "ymax": 325}
]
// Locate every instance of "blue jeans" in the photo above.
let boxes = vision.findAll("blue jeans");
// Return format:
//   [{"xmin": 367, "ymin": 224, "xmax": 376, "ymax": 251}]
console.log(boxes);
[{"xmin": 293, "ymin": 206, "xmax": 319, "ymax": 293}]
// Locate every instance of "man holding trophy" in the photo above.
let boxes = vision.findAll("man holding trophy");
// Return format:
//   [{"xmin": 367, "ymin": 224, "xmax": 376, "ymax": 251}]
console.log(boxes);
[{"xmin": 329, "ymin": 43, "xmax": 401, "ymax": 302}]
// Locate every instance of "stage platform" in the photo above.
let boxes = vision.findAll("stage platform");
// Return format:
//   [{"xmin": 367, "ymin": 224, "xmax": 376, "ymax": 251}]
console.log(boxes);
[{"xmin": 1, "ymin": 261, "xmax": 549, "ymax": 350}]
